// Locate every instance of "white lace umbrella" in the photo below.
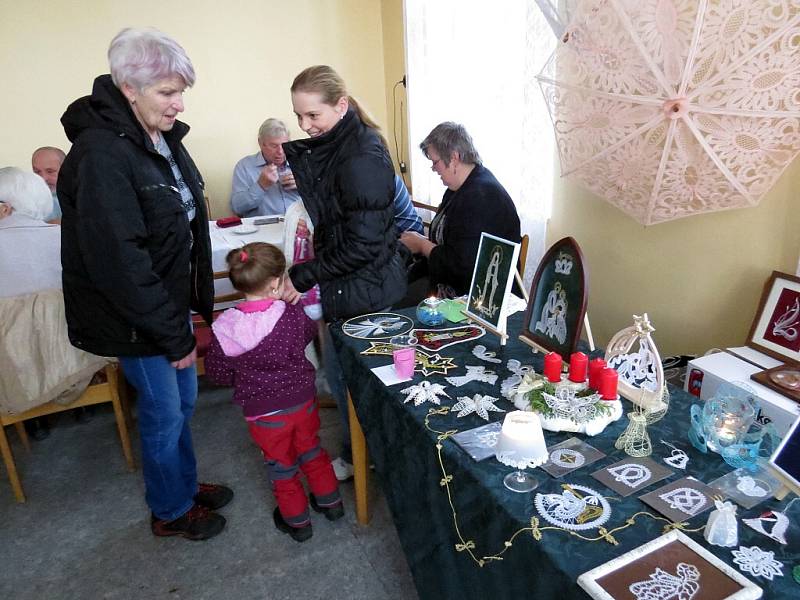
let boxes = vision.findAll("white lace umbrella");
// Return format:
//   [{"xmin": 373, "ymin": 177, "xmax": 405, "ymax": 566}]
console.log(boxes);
[{"xmin": 536, "ymin": 0, "xmax": 800, "ymax": 225}]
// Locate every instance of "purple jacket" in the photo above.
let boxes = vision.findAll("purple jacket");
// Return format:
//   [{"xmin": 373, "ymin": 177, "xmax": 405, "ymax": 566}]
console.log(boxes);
[{"xmin": 205, "ymin": 300, "xmax": 317, "ymax": 417}]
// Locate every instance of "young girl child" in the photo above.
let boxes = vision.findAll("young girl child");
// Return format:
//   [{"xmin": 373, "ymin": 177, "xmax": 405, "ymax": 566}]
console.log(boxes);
[{"xmin": 205, "ymin": 242, "xmax": 343, "ymax": 542}]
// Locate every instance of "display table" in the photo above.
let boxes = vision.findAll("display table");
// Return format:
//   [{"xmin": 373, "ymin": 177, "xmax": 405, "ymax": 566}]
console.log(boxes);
[{"xmin": 332, "ymin": 310, "xmax": 799, "ymax": 600}]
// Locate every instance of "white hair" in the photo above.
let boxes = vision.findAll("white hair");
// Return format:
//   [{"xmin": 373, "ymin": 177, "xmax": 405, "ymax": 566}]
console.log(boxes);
[
  {"xmin": 108, "ymin": 27, "xmax": 196, "ymax": 91},
  {"xmin": 0, "ymin": 167, "xmax": 53, "ymax": 221},
  {"xmin": 258, "ymin": 118, "xmax": 290, "ymax": 141}
]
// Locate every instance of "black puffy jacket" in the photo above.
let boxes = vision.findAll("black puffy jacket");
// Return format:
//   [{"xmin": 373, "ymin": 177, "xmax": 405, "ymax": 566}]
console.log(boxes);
[
  {"xmin": 284, "ymin": 110, "xmax": 406, "ymax": 321},
  {"xmin": 58, "ymin": 74, "xmax": 213, "ymax": 361}
]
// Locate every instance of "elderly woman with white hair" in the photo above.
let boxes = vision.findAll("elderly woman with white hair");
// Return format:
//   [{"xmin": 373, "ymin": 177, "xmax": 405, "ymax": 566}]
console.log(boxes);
[
  {"xmin": 0, "ymin": 167, "xmax": 61, "ymax": 297},
  {"xmin": 58, "ymin": 27, "xmax": 231, "ymax": 540}
]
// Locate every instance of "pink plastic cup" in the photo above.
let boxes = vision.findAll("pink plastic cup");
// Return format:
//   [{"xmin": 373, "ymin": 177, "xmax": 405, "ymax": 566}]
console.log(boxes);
[{"xmin": 390, "ymin": 335, "xmax": 417, "ymax": 379}]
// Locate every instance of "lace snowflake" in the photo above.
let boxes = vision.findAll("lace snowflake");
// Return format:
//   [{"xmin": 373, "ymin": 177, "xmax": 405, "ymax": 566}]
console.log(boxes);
[{"xmin": 731, "ymin": 545, "xmax": 783, "ymax": 580}]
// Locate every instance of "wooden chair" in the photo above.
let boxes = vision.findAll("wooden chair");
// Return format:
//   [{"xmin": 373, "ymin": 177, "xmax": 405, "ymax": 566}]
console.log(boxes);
[
  {"xmin": 412, "ymin": 199, "xmax": 438, "ymax": 232},
  {"xmin": 0, "ymin": 363, "xmax": 135, "ymax": 503},
  {"xmin": 518, "ymin": 233, "xmax": 530, "ymax": 276}
]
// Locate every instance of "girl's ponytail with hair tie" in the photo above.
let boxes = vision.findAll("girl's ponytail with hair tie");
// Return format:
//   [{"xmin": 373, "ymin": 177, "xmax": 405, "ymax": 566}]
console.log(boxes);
[{"xmin": 239, "ymin": 250, "xmax": 249, "ymax": 263}]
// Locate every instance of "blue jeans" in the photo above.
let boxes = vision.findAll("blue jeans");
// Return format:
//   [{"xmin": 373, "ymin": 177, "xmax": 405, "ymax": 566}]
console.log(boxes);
[
  {"xmin": 320, "ymin": 325, "xmax": 351, "ymax": 463},
  {"xmin": 119, "ymin": 355, "xmax": 198, "ymax": 520}
]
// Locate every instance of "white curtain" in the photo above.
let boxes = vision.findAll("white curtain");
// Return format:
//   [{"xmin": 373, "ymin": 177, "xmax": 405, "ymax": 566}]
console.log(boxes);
[{"xmin": 404, "ymin": 0, "xmax": 557, "ymax": 285}]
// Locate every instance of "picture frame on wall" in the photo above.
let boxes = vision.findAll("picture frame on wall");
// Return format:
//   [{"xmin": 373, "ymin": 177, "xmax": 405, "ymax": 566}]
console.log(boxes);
[
  {"xmin": 520, "ymin": 236, "xmax": 588, "ymax": 359},
  {"xmin": 747, "ymin": 270, "xmax": 800, "ymax": 364},
  {"xmin": 577, "ymin": 530, "xmax": 762, "ymax": 600},
  {"xmin": 463, "ymin": 233, "xmax": 520, "ymax": 344}
]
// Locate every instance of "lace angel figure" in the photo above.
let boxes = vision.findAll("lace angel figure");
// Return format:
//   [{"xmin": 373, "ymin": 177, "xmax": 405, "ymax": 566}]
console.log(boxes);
[
  {"xmin": 628, "ymin": 562, "xmax": 700, "ymax": 600},
  {"xmin": 534, "ymin": 281, "xmax": 567, "ymax": 344}
]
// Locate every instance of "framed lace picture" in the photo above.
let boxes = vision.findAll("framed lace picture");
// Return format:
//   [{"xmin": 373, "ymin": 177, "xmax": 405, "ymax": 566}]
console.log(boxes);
[
  {"xmin": 464, "ymin": 233, "xmax": 520, "ymax": 342},
  {"xmin": 578, "ymin": 530, "xmax": 762, "ymax": 600},
  {"xmin": 520, "ymin": 236, "xmax": 587, "ymax": 359},
  {"xmin": 746, "ymin": 271, "xmax": 800, "ymax": 365}
]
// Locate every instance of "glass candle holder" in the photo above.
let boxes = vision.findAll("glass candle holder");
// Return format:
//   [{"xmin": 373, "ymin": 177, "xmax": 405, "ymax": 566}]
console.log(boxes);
[
  {"xmin": 416, "ymin": 296, "xmax": 445, "ymax": 326},
  {"xmin": 495, "ymin": 411, "xmax": 549, "ymax": 492}
]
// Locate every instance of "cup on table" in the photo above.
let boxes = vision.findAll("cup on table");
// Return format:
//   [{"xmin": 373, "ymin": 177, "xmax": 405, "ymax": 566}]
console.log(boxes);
[
  {"xmin": 277, "ymin": 164, "xmax": 295, "ymax": 189},
  {"xmin": 390, "ymin": 335, "xmax": 417, "ymax": 379}
]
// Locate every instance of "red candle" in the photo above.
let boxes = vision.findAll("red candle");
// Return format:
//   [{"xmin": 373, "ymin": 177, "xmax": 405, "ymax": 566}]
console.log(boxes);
[
  {"xmin": 543, "ymin": 352, "xmax": 562, "ymax": 383},
  {"xmin": 568, "ymin": 352, "xmax": 588, "ymax": 383},
  {"xmin": 588, "ymin": 358, "xmax": 606, "ymax": 390},
  {"xmin": 599, "ymin": 368, "xmax": 619, "ymax": 400}
]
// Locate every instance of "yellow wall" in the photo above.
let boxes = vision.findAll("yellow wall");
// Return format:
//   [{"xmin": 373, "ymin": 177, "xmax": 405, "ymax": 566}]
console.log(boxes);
[
  {"xmin": 548, "ymin": 162, "xmax": 800, "ymax": 356},
  {"xmin": 380, "ymin": 0, "xmax": 409, "ymax": 177},
  {"xmin": 0, "ymin": 0, "xmax": 393, "ymax": 218}
]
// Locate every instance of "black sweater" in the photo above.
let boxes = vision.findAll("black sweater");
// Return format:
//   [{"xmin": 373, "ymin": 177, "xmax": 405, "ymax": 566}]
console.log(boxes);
[{"xmin": 428, "ymin": 164, "xmax": 521, "ymax": 295}]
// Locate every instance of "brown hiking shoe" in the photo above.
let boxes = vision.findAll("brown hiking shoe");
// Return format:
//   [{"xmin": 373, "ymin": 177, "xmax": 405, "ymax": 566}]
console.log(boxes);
[
  {"xmin": 151, "ymin": 504, "xmax": 226, "ymax": 540},
  {"xmin": 194, "ymin": 483, "xmax": 234, "ymax": 510}
]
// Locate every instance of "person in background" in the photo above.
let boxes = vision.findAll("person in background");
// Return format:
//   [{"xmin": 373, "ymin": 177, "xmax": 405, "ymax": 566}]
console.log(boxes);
[
  {"xmin": 31, "ymin": 146, "xmax": 65, "ymax": 223},
  {"xmin": 400, "ymin": 121, "xmax": 520, "ymax": 302},
  {"xmin": 205, "ymin": 242, "xmax": 343, "ymax": 543},
  {"xmin": 230, "ymin": 118, "xmax": 301, "ymax": 217},
  {"xmin": 58, "ymin": 27, "xmax": 231, "ymax": 540},
  {"xmin": 0, "ymin": 167, "xmax": 64, "ymax": 439},
  {"xmin": 393, "ymin": 174, "xmax": 423, "ymax": 236},
  {"xmin": 283, "ymin": 65, "xmax": 407, "ymax": 481}
]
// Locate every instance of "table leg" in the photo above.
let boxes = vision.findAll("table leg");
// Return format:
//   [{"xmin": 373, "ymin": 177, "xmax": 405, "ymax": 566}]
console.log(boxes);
[{"xmin": 347, "ymin": 391, "xmax": 370, "ymax": 525}]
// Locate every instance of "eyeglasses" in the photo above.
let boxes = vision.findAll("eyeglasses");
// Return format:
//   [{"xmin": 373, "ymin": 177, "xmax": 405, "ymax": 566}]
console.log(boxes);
[{"xmin": 430, "ymin": 158, "xmax": 443, "ymax": 170}]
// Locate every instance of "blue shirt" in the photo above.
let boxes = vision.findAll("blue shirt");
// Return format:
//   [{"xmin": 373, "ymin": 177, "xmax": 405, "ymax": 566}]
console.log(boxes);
[
  {"xmin": 230, "ymin": 151, "xmax": 301, "ymax": 217},
  {"xmin": 393, "ymin": 175, "xmax": 423, "ymax": 235},
  {"xmin": 46, "ymin": 192, "xmax": 62, "ymax": 222}
]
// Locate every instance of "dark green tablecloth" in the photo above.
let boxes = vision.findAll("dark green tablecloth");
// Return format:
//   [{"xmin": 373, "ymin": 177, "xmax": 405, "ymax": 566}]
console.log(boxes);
[{"xmin": 332, "ymin": 311, "xmax": 799, "ymax": 600}]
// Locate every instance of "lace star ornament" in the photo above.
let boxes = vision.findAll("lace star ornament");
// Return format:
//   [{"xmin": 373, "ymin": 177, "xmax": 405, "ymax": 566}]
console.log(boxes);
[
  {"xmin": 732, "ymin": 546, "xmax": 784, "ymax": 580},
  {"xmin": 450, "ymin": 394, "xmax": 505, "ymax": 421},
  {"xmin": 399, "ymin": 381, "xmax": 450, "ymax": 406}
]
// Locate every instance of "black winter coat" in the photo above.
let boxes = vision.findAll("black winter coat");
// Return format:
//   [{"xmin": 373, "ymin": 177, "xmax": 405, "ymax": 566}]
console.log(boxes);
[
  {"xmin": 284, "ymin": 110, "xmax": 406, "ymax": 321},
  {"xmin": 58, "ymin": 74, "xmax": 213, "ymax": 361}
]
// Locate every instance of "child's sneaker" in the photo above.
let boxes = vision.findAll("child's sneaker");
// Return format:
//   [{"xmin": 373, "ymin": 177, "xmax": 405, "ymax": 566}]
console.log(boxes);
[
  {"xmin": 273, "ymin": 507, "xmax": 313, "ymax": 542},
  {"xmin": 310, "ymin": 494, "xmax": 345, "ymax": 521},
  {"xmin": 151, "ymin": 504, "xmax": 226, "ymax": 540},
  {"xmin": 331, "ymin": 456, "xmax": 354, "ymax": 481}
]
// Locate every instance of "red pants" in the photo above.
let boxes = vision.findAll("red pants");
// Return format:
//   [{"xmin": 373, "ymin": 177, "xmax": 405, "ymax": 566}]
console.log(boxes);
[{"xmin": 247, "ymin": 398, "xmax": 339, "ymax": 527}]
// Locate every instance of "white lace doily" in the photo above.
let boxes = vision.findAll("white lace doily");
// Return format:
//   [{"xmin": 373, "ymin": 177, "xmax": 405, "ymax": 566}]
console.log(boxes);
[{"xmin": 534, "ymin": 483, "xmax": 611, "ymax": 531}]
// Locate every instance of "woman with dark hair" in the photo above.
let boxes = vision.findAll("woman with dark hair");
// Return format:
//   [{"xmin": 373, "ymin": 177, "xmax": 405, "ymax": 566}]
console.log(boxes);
[
  {"xmin": 401, "ymin": 121, "xmax": 521, "ymax": 300},
  {"xmin": 282, "ymin": 65, "xmax": 406, "ymax": 479},
  {"xmin": 58, "ymin": 27, "xmax": 231, "ymax": 540}
]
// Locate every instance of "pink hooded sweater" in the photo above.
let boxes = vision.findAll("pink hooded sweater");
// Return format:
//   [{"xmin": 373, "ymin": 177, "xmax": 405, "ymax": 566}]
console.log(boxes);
[{"xmin": 204, "ymin": 299, "xmax": 318, "ymax": 417}]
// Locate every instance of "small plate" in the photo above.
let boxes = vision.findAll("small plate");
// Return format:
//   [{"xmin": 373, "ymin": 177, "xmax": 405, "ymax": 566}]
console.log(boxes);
[{"xmin": 232, "ymin": 225, "xmax": 258, "ymax": 235}]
